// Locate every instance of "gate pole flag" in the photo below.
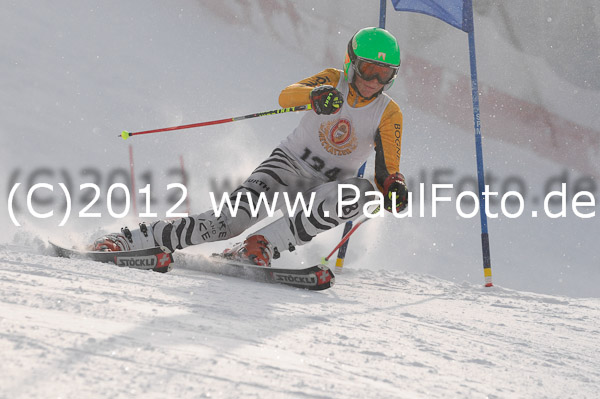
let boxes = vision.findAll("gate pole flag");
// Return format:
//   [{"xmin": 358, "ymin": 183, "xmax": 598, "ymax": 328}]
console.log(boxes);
[{"xmin": 391, "ymin": 0, "xmax": 493, "ymax": 287}]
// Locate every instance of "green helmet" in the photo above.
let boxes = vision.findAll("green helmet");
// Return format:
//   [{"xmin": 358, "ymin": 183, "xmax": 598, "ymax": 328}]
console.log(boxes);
[{"xmin": 344, "ymin": 27, "xmax": 401, "ymax": 92}]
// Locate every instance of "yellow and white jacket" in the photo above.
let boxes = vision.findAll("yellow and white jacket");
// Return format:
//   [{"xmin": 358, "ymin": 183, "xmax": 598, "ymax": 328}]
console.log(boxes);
[{"xmin": 278, "ymin": 68, "xmax": 403, "ymax": 193}]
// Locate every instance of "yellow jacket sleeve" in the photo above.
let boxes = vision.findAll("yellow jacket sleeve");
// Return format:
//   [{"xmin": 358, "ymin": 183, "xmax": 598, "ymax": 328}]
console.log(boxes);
[
  {"xmin": 374, "ymin": 100, "xmax": 403, "ymax": 192},
  {"xmin": 279, "ymin": 68, "xmax": 342, "ymax": 108}
]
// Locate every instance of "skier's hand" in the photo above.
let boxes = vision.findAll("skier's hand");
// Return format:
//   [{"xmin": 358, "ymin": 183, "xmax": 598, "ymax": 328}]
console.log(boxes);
[
  {"xmin": 383, "ymin": 172, "xmax": 408, "ymax": 213},
  {"xmin": 310, "ymin": 85, "xmax": 343, "ymax": 115}
]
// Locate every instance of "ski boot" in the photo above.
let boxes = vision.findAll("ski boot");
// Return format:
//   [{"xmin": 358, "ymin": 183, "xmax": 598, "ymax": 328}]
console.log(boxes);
[
  {"xmin": 221, "ymin": 235, "xmax": 273, "ymax": 267},
  {"xmin": 91, "ymin": 223, "xmax": 156, "ymax": 252}
]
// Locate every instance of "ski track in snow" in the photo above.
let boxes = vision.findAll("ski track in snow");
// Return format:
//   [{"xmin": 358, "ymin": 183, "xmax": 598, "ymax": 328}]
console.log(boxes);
[{"xmin": 1, "ymin": 245, "xmax": 598, "ymax": 399}]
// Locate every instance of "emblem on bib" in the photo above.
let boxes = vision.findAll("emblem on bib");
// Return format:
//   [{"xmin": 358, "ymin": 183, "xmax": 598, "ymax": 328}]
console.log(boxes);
[{"xmin": 319, "ymin": 118, "xmax": 358, "ymax": 156}]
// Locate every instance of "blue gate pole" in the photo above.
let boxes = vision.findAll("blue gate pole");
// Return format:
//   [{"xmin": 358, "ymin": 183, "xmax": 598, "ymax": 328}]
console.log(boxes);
[
  {"xmin": 379, "ymin": 0, "xmax": 387, "ymax": 27},
  {"xmin": 333, "ymin": 0, "xmax": 388, "ymax": 273},
  {"xmin": 465, "ymin": 0, "xmax": 493, "ymax": 286}
]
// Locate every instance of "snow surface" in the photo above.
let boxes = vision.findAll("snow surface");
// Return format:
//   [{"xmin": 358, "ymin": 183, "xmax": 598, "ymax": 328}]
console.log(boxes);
[
  {"xmin": 1, "ymin": 244, "xmax": 599, "ymax": 399},
  {"xmin": 1, "ymin": 1, "xmax": 599, "ymax": 397}
]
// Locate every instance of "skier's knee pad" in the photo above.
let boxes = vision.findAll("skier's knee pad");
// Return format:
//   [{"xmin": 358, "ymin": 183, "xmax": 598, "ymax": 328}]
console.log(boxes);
[
  {"xmin": 342, "ymin": 177, "xmax": 375, "ymax": 194},
  {"xmin": 336, "ymin": 177, "xmax": 375, "ymax": 219}
]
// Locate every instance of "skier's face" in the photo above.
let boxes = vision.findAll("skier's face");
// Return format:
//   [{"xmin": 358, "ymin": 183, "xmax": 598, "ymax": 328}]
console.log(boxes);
[{"xmin": 354, "ymin": 74, "xmax": 384, "ymax": 98}]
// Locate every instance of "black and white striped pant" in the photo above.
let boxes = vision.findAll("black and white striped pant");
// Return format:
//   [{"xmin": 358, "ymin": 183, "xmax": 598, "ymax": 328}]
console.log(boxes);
[{"xmin": 151, "ymin": 147, "xmax": 375, "ymax": 254}]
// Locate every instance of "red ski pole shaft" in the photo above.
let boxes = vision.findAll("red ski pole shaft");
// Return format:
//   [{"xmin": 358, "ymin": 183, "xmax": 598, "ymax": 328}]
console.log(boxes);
[
  {"xmin": 322, "ymin": 206, "xmax": 380, "ymax": 263},
  {"xmin": 119, "ymin": 104, "xmax": 311, "ymax": 140},
  {"xmin": 324, "ymin": 219, "xmax": 367, "ymax": 261}
]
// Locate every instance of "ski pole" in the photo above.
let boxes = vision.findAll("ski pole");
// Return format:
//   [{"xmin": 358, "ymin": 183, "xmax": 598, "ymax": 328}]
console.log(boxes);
[
  {"xmin": 321, "ymin": 207, "xmax": 380, "ymax": 268},
  {"xmin": 333, "ymin": 162, "xmax": 368, "ymax": 271},
  {"xmin": 119, "ymin": 104, "xmax": 312, "ymax": 140}
]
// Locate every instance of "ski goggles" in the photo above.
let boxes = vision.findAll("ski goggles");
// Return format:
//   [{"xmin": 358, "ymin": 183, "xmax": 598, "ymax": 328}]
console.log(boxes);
[{"xmin": 353, "ymin": 58, "xmax": 399, "ymax": 85}]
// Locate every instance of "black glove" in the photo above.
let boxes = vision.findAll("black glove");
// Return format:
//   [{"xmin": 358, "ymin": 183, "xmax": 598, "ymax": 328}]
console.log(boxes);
[
  {"xmin": 309, "ymin": 85, "xmax": 344, "ymax": 115},
  {"xmin": 382, "ymin": 172, "xmax": 408, "ymax": 213}
]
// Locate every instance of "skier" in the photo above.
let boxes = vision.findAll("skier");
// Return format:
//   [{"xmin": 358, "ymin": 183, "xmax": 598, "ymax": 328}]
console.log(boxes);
[{"xmin": 92, "ymin": 27, "xmax": 409, "ymax": 267}]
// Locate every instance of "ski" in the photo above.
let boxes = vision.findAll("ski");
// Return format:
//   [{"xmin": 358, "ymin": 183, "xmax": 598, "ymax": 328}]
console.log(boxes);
[
  {"xmin": 49, "ymin": 242, "xmax": 174, "ymax": 273},
  {"xmin": 205, "ymin": 254, "xmax": 335, "ymax": 291},
  {"xmin": 49, "ymin": 242, "xmax": 334, "ymax": 290}
]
